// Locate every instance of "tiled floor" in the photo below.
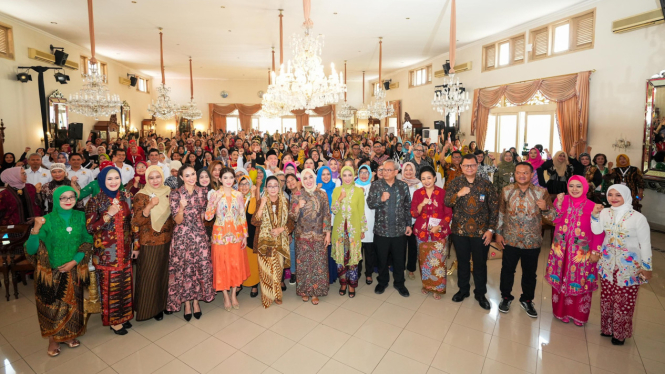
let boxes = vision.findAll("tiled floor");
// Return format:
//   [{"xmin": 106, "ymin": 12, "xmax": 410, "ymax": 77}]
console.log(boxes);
[{"xmin": 1, "ymin": 231, "xmax": 665, "ymax": 374}]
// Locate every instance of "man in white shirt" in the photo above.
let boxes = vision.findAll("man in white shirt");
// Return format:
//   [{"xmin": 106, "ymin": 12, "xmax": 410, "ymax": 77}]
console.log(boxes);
[
  {"xmin": 112, "ymin": 149, "xmax": 135, "ymax": 184},
  {"xmin": 66, "ymin": 153, "xmax": 94, "ymax": 189},
  {"xmin": 264, "ymin": 149, "xmax": 279, "ymax": 177},
  {"xmin": 41, "ymin": 148, "xmax": 59, "ymax": 169},
  {"xmin": 25, "ymin": 153, "xmax": 52, "ymax": 186},
  {"xmin": 147, "ymin": 148, "xmax": 170, "ymax": 177}
]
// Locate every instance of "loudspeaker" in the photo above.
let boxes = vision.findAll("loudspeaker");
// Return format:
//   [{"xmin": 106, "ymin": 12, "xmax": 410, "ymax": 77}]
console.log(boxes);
[
  {"xmin": 383, "ymin": 81, "xmax": 390, "ymax": 90},
  {"xmin": 434, "ymin": 121, "xmax": 445, "ymax": 130},
  {"xmin": 443, "ymin": 60, "xmax": 451, "ymax": 75},
  {"xmin": 68, "ymin": 123, "xmax": 83, "ymax": 140},
  {"xmin": 53, "ymin": 50, "xmax": 69, "ymax": 66},
  {"xmin": 129, "ymin": 76, "xmax": 138, "ymax": 87}
]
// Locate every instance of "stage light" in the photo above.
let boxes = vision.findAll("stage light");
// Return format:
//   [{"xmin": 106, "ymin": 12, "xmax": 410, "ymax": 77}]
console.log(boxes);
[
  {"xmin": 54, "ymin": 71, "xmax": 70, "ymax": 84},
  {"xmin": 17, "ymin": 72, "xmax": 32, "ymax": 82}
]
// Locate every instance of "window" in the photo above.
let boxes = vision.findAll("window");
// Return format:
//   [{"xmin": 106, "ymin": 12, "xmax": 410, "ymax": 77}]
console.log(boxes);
[
  {"xmin": 0, "ymin": 22, "xmax": 15, "ymax": 60},
  {"xmin": 485, "ymin": 95, "xmax": 562, "ymax": 155},
  {"xmin": 137, "ymin": 77, "xmax": 149, "ymax": 93},
  {"xmin": 226, "ymin": 110, "xmax": 241, "ymax": 133},
  {"xmin": 80, "ymin": 56, "xmax": 108, "ymax": 83},
  {"xmin": 482, "ymin": 33, "xmax": 525, "ymax": 72},
  {"xmin": 529, "ymin": 9, "xmax": 595, "ymax": 61},
  {"xmin": 309, "ymin": 117, "xmax": 325, "ymax": 134},
  {"xmin": 371, "ymin": 82, "xmax": 381, "ymax": 96},
  {"xmin": 409, "ymin": 65, "xmax": 432, "ymax": 88}
]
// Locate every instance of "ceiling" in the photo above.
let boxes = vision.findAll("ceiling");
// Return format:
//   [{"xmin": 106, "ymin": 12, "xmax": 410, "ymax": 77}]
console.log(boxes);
[{"xmin": 1, "ymin": 0, "xmax": 591, "ymax": 81}]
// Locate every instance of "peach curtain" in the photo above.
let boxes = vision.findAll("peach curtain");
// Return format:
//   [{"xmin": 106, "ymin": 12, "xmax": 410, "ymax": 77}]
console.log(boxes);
[
  {"xmin": 470, "ymin": 71, "xmax": 591, "ymax": 152},
  {"xmin": 210, "ymin": 104, "xmax": 262, "ymax": 133},
  {"xmin": 310, "ymin": 105, "xmax": 334, "ymax": 133},
  {"xmin": 291, "ymin": 110, "xmax": 309, "ymax": 132}
]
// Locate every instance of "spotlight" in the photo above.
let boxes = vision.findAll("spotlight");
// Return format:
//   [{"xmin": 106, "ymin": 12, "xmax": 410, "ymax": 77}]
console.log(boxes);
[
  {"xmin": 17, "ymin": 72, "xmax": 32, "ymax": 82},
  {"xmin": 50, "ymin": 44, "xmax": 69, "ymax": 66},
  {"xmin": 127, "ymin": 74, "xmax": 138, "ymax": 87},
  {"xmin": 443, "ymin": 60, "xmax": 451, "ymax": 75},
  {"xmin": 54, "ymin": 71, "xmax": 70, "ymax": 84}
]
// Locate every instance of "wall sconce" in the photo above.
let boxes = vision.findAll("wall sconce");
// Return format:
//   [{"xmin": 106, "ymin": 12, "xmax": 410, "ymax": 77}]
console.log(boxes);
[
  {"xmin": 612, "ymin": 135, "xmax": 631, "ymax": 152},
  {"xmin": 457, "ymin": 131, "xmax": 466, "ymax": 138}
]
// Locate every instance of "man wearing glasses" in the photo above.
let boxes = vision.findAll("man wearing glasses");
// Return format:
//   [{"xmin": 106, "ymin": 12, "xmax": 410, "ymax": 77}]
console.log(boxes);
[
  {"xmin": 445, "ymin": 154, "xmax": 498, "ymax": 310},
  {"xmin": 441, "ymin": 150, "xmax": 464, "ymax": 189},
  {"xmin": 410, "ymin": 145, "xmax": 431, "ymax": 178},
  {"xmin": 367, "ymin": 160, "xmax": 413, "ymax": 297},
  {"xmin": 370, "ymin": 142, "xmax": 390, "ymax": 173}
]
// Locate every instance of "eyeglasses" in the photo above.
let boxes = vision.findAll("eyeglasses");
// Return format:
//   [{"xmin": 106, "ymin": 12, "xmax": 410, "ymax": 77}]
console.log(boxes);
[
  {"xmin": 414, "ymin": 149, "xmax": 424, "ymax": 152},
  {"xmin": 461, "ymin": 164, "xmax": 478, "ymax": 169},
  {"xmin": 59, "ymin": 196, "xmax": 77, "ymax": 202},
  {"xmin": 383, "ymin": 169, "xmax": 395, "ymax": 172}
]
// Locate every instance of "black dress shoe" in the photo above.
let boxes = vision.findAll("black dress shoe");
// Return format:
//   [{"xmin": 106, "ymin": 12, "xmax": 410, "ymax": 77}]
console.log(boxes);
[
  {"xmin": 476, "ymin": 296, "xmax": 491, "ymax": 310},
  {"xmin": 236, "ymin": 285, "xmax": 243, "ymax": 296},
  {"xmin": 498, "ymin": 298, "xmax": 512, "ymax": 313},
  {"xmin": 184, "ymin": 312, "xmax": 192, "ymax": 322},
  {"xmin": 395, "ymin": 285, "xmax": 410, "ymax": 297},
  {"xmin": 163, "ymin": 310, "xmax": 173, "ymax": 315},
  {"xmin": 451, "ymin": 291, "xmax": 470, "ymax": 302},
  {"xmin": 600, "ymin": 332, "xmax": 612, "ymax": 337},
  {"xmin": 365, "ymin": 277, "xmax": 373, "ymax": 285},
  {"xmin": 122, "ymin": 321, "xmax": 133, "ymax": 329},
  {"xmin": 193, "ymin": 311, "xmax": 202, "ymax": 320},
  {"xmin": 289, "ymin": 274, "xmax": 297, "ymax": 285},
  {"xmin": 110, "ymin": 326, "xmax": 128, "ymax": 335},
  {"xmin": 154, "ymin": 312, "xmax": 164, "ymax": 321},
  {"xmin": 250, "ymin": 287, "xmax": 259, "ymax": 298},
  {"xmin": 519, "ymin": 301, "xmax": 537, "ymax": 317},
  {"xmin": 374, "ymin": 284, "xmax": 386, "ymax": 294},
  {"xmin": 611, "ymin": 337, "xmax": 625, "ymax": 345},
  {"xmin": 281, "ymin": 283, "xmax": 287, "ymax": 291}
]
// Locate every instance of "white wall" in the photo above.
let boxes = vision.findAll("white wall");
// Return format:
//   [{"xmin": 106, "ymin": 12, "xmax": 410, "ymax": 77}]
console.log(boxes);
[
  {"xmin": 0, "ymin": 13, "xmax": 153, "ymax": 155},
  {"xmin": 368, "ymin": 0, "xmax": 665, "ymax": 224}
]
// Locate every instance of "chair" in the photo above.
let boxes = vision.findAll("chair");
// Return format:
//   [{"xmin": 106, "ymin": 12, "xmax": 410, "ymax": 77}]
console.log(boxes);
[{"xmin": 0, "ymin": 224, "xmax": 32, "ymax": 301}]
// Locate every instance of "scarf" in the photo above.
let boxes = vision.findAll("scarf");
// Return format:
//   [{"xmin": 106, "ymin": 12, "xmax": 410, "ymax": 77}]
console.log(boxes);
[
  {"xmin": 328, "ymin": 159, "xmax": 340, "ymax": 180},
  {"xmin": 552, "ymin": 151, "xmax": 569, "ymax": 177},
  {"xmin": 239, "ymin": 175, "xmax": 253, "ymax": 202},
  {"xmin": 283, "ymin": 161, "xmax": 298, "ymax": 175},
  {"xmin": 607, "ymin": 184, "xmax": 633, "ymax": 217},
  {"xmin": 1, "ymin": 167, "xmax": 25, "ymax": 189},
  {"xmin": 340, "ymin": 166, "xmax": 356, "ymax": 189},
  {"xmin": 301, "ymin": 168, "xmax": 317, "ymax": 193},
  {"xmin": 616, "ymin": 154, "xmax": 630, "ymax": 167},
  {"xmin": 401, "ymin": 162, "xmax": 421, "ymax": 188},
  {"xmin": 257, "ymin": 180, "xmax": 290, "ymax": 259},
  {"xmin": 59, "ymin": 152, "xmax": 70, "ymax": 167},
  {"xmin": 317, "ymin": 166, "xmax": 335, "ymax": 206},
  {"xmin": 356, "ymin": 165, "xmax": 372, "ymax": 187},
  {"xmin": 169, "ymin": 160, "xmax": 182, "ymax": 173},
  {"xmin": 53, "ymin": 185, "xmax": 76, "ymax": 221},
  {"xmin": 0, "ymin": 153, "xmax": 16, "ymax": 175},
  {"xmin": 134, "ymin": 161, "xmax": 148, "ymax": 184},
  {"xmin": 497, "ymin": 156, "xmax": 516, "ymax": 177},
  {"xmin": 255, "ymin": 166, "xmax": 267, "ymax": 194},
  {"xmin": 137, "ymin": 165, "xmax": 171, "ymax": 232},
  {"xmin": 526, "ymin": 148, "xmax": 544, "ymax": 170},
  {"xmin": 98, "ymin": 166, "xmax": 121, "ymax": 198},
  {"xmin": 566, "ymin": 175, "xmax": 589, "ymax": 208}
]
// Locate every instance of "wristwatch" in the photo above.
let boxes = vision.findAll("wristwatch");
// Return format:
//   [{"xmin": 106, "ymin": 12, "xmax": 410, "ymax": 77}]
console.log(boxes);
[{"xmin": 487, "ymin": 229, "xmax": 495, "ymax": 234}]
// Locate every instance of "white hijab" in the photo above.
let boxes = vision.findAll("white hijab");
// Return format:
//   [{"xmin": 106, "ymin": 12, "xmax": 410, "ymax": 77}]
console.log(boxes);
[{"xmin": 606, "ymin": 184, "xmax": 633, "ymax": 219}]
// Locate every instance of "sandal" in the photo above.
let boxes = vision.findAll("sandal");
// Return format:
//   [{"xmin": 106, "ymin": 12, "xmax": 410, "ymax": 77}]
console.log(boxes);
[
  {"xmin": 433, "ymin": 293, "xmax": 442, "ymax": 300},
  {"xmin": 302, "ymin": 296, "xmax": 309, "ymax": 302},
  {"xmin": 275, "ymin": 299, "xmax": 282, "ymax": 305},
  {"xmin": 349, "ymin": 287, "xmax": 356, "ymax": 298},
  {"xmin": 47, "ymin": 347, "xmax": 61, "ymax": 357},
  {"xmin": 366, "ymin": 277, "xmax": 373, "ymax": 285},
  {"xmin": 421, "ymin": 288, "xmax": 430, "ymax": 296},
  {"xmin": 339, "ymin": 285, "xmax": 347, "ymax": 296},
  {"xmin": 311, "ymin": 297, "xmax": 319, "ymax": 305},
  {"xmin": 64, "ymin": 339, "xmax": 80, "ymax": 348}
]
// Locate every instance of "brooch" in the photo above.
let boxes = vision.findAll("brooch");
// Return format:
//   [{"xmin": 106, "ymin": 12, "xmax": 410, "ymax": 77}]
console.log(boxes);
[
  {"xmin": 149, "ymin": 193, "xmax": 156, "ymax": 198},
  {"xmin": 66, "ymin": 227, "xmax": 72, "ymax": 235},
  {"xmin": 112, "ymin": 198, "xmax": 119, "ymax": 205}
]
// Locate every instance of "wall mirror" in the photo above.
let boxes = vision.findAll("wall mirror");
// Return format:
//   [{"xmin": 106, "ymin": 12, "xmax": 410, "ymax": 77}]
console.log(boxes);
[
  {"xmin": 643, "ymin": 75, "xmax": 665, "ymax": 191},
  {"xmin": 121, "ymin": 101, "xmax": 131, "ymax": 135}
]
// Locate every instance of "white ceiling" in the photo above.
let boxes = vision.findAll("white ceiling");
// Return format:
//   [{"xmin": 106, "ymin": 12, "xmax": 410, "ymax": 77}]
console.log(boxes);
[{"xmin": 1, "ymin": 0, "xmax": 590, "ymax": 81}]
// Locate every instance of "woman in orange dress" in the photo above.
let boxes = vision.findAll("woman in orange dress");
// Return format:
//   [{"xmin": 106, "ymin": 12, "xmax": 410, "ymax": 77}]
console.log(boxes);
[{"xmin": 205, "ymin": 167, "xmax": 250, "ymax": 311}]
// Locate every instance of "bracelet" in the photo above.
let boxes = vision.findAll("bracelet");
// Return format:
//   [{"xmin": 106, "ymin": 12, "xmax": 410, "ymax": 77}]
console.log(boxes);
[{"xmin": 30, "ymin": 228, "xmax": 40, "ymax": 235}]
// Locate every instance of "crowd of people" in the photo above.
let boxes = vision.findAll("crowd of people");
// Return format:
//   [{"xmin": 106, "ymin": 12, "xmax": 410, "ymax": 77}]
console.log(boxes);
[{"xmin": 0, "ymin": 128, "xmax": 652, "ymax": 357}]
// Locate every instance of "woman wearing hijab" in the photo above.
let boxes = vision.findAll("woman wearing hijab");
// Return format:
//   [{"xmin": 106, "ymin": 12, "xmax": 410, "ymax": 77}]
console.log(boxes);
[
  {"xmin": 85, "ymin": 166, "xmax": 134, "ymax": 335},
  {"xmin": 401, "ymin": 162, "xmax": 423, "ymax": 280},
  {"xmin": 591, "ymin": 184, "xmax": 651, "ymax": 345},
  {"xmin": 545, "ymin": 176, "xmax": 603, "ymax": 326},
  {"xmin": 57, "ymin": 152, "xmax": 70, "ymax": 168},
  {"xmin": 291, "ymin": 168, "xmax": 332, "ymax": 305},
  {"xmin": 328, "ymin": 158, "xmax": 341, "ymax": 183},
  {"xmin": 25, "ymin": 186, "xmax": 93, "ymax": 356},
  {"xmin": 525, "ymin": 148, "xmax": 545, "ymax": 187},
  {"xmin": 131, "ymin": 165, "xmax": 175, "ymax": 322},
  {"xmin": 537, "ymin": 151, "xmax": 574, "ymax": 197},
  {"xmin": 238, "ymin": 176, "xmax": 260, "ymax": 298},
  {"xmin": 0, "ymin": 152, "xmax": 16, "ymax": 184},
  {"xmin": 606, "ymin": 154, "xmax": 644, "ymax": 211},
  {"xmin": 41, "ymin": 163, "xmax": 82, "ymax": 214},
  {"xmin": 125, "ymin": 161, "xmax": 148, "ymax": 196},
  {"xmin": 205, "ymin": 167, "xmax": 250, "ymax": 311},
  {"xmin": 493, "ymin": 151, "xmax": 517, "ymax": 194},
  {"xmin": 317, "ymin": 165, "xmax": 340, "ymax": 284},
  {"xmin": 217, "ymin": 148, "xmax": 230, "ymax": 167},
  {"xmin": 393, "ymin": 143, "xmax": 406, "ymax": 166},
  {"xmin": 164, "ymin": 161, "xmax": 182, "ymax": 189},
  {"xmin": 251, "ymin": 176, "xmax": 295, "ymax": 308},
  {"xmin": 411, "ymin": 166, "xmax": 453, "ymax": 299},
  {"xmin": 331, "ymin": 166, "xmax": 367, "ymax": 297},
  {"xmin": 0, "ymin": 167, "xmax": 42, "ymax": 226},
  {"xmin": 356, "ymin": 165, "xmax": 376, "ymax": 285},
  {"xmin": 168, "ymin": 165, "xmax": 215, "ymax": 320}
]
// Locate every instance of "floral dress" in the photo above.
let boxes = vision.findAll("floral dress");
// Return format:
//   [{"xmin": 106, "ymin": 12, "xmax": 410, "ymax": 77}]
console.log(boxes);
[{"xmin": 167, "ymin": 186, "xmax": 215, "ymax": 311}]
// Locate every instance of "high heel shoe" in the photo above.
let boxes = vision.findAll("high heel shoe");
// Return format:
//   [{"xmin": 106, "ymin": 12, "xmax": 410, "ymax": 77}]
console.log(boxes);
[
  {"xmin": 339, "ymin": 286, "xmax": 347, "ymax": 296},
  {"xmin": 47, "ymin": 346, "xmax": 61, "ymax": 357},
  {"xmin": 183, "ymin": 302, "xmax": 192, "ymax": 321},
  {"xmin": 232, "ymin": 303, "xmax": 239, "ymax": 310},
  {"xmin": 64, "ymin": 339, "xmax": 80, "ymax": 348},
  {"xmin": 250, "ymin": 287, "xmax": 259, "ymax": 298},
  {"xmin": 110, "ymin": 325, "xmax": 128, "ymax": 335},
  {"xmin": 122, "ymin": 321, "xmax": 133, "ymax": 329},
  {"xmin": 236, "ymin": 285, "xmax": 243, "ymax": 296},
  {"xmin": 193, "ymin": 303, "xmax": 202, "ymax": 320}
]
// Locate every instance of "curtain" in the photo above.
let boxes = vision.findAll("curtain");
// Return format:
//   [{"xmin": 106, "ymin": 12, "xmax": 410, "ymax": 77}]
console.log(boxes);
[
  {"xmin": 236, "ymin": 104, "xmax": 262, "ymax": 133},
  {"xmin": 210, "ymin": 104, "xmax": 261, "ymax": 133},
  {"xmin": 310, "ymin": 105, "xmax": 334, "ymax": 133},
  {"xmin": 470, "ymin": 71, "xmax": 591, "ymax": 151},
  {"xmin": 291, "ymin": 110, "xmax": 309, "ymax": 132}
]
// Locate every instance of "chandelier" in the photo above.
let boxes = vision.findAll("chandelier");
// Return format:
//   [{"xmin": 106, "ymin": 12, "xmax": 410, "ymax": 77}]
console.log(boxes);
[
  {"xmin": 148, "ymin": 28, "xmax": 179, "ymax": 120},
  {"xmin": 263, "ymin": 0, "xmax": 346, "ymax": 111},
  {"xmin": 431, "ymin": 0, "xmax": 470, "ymax": 123},
  {"xmin": 69, "ymin": 0, "xmax": 121, "ymax": 120},
  {"xmin": 337, "ymin": 60, "xmax": 356, "ymax": 121},
  {"xmin": 181, "ymin": 57, "xmax": 202, "ymax": 120},
  {"xmin": 368, "ymin": 38, "xmax": 394, "ymax": 120},
  {"xmin": 260, "ymin": 45, "xmax": 292, "ymax": 119},
  {"xmin": 356, "ymin": 71, "xmax": 370, "ymax": 120}
]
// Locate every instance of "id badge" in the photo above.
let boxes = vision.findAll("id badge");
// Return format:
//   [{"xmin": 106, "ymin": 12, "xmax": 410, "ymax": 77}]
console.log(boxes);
[
  {"xmin": 509, "ymin": 177, "xmax": 514, "ymax": 183},
  {"xmin": 479, "ymin": 194, "xmax": 486, "ymax": 202}
]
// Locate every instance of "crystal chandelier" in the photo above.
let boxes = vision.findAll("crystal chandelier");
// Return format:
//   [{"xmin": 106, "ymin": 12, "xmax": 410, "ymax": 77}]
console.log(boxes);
[
  {"xmin": 264, "ymin": 0, "xmax": 346, "ymax": 111},
  {"xmin": 69, "ymin": 0, "xmax": 121, "ymax": 120},
  {"xmin": 431, "ymin": 0, "xmax": 470, "ymax": 123},
  {"xmin": 181, "ymin": 57, "xmax": 202, "ymax": 120},
  {"xmin": 356, "ymin": 71, "xmax": 370, "ymax": 120},
  {"xmin": 337, "ymin": 61, "xmax": 356, "ymax": 121},
  {"xmin": 368, "ymin": 38, "xmax": 395, "ymax": 120},
  {"xmin": 148, "ymin": 28, "xmax": 179, "ymax": 120},
  {"xmin": 260, "ymin": 44, "xmax": 292, "ymax": 119}
]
